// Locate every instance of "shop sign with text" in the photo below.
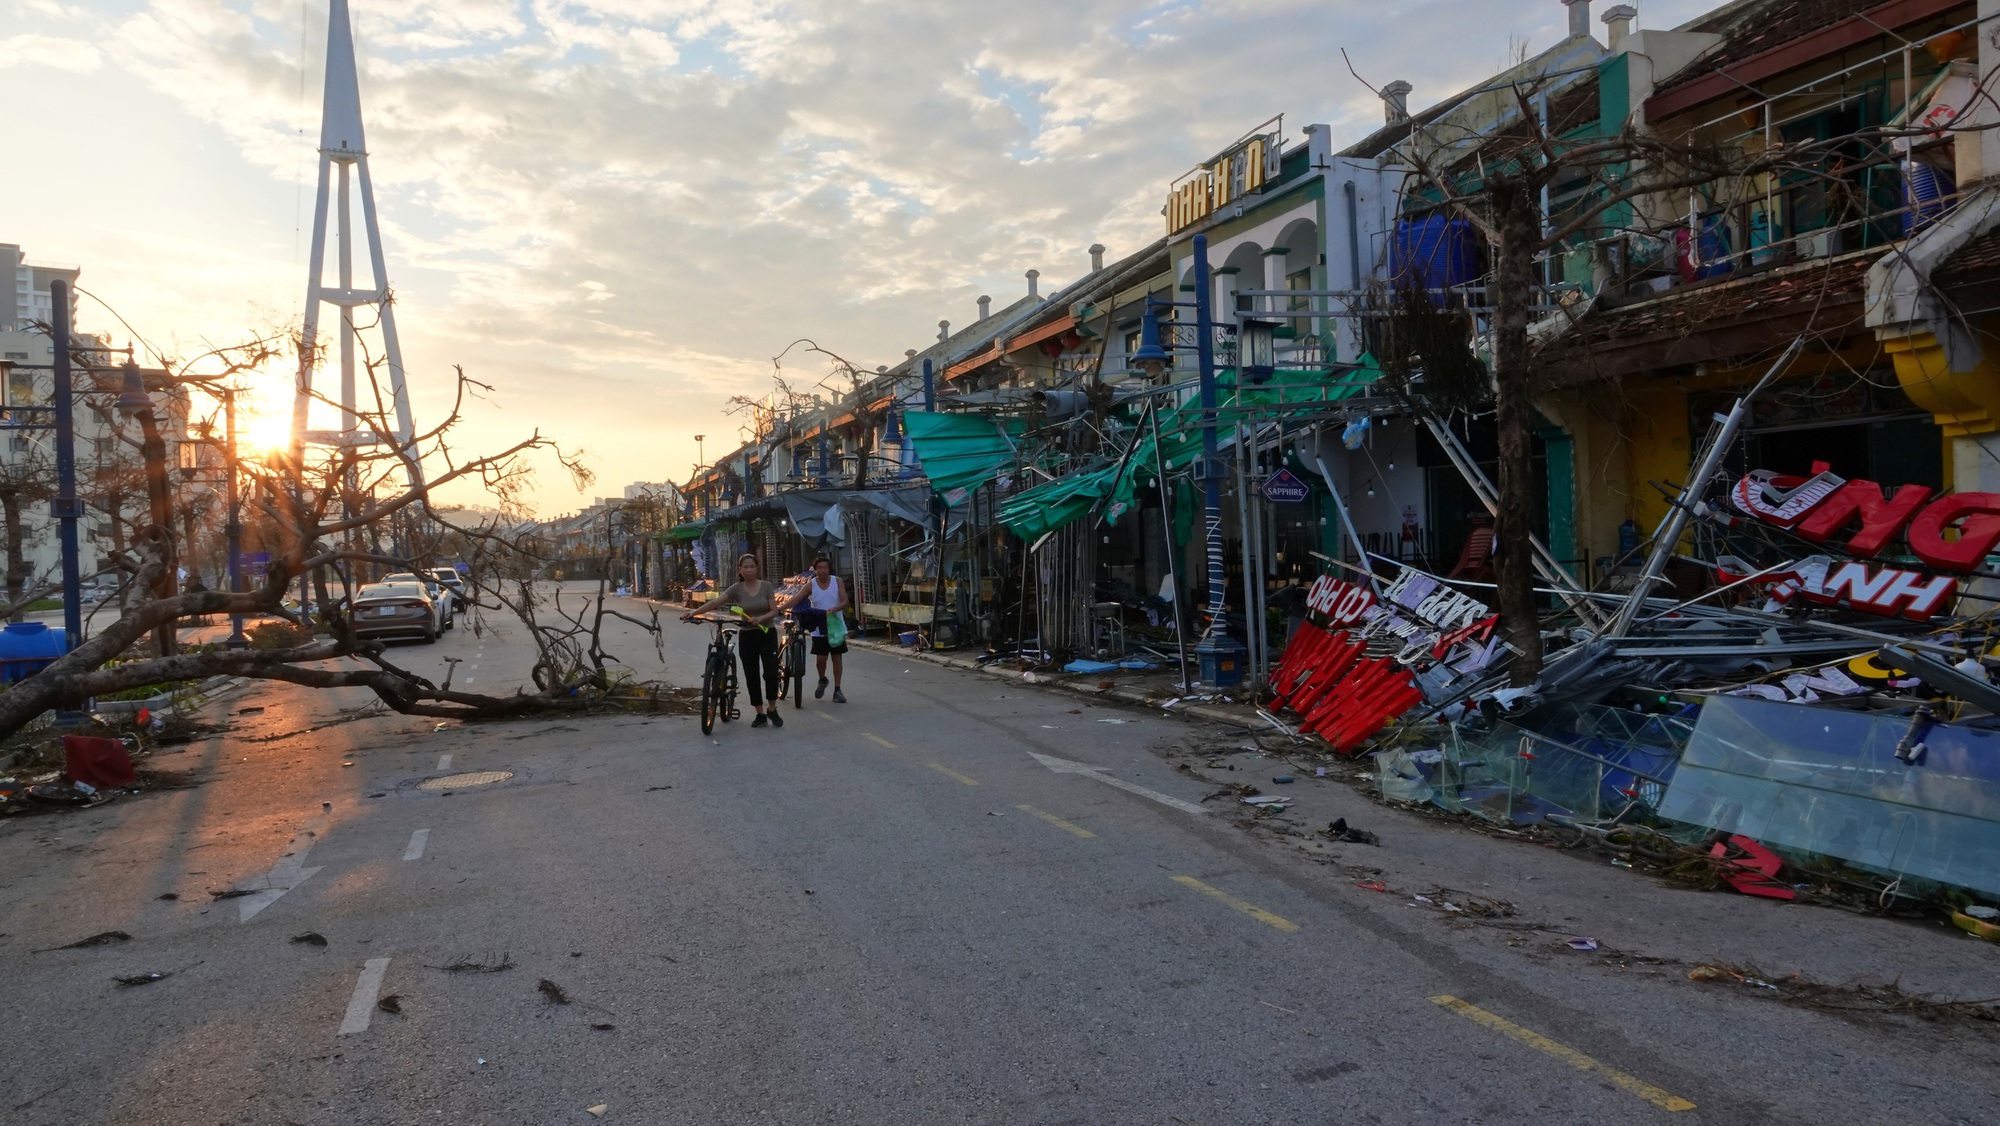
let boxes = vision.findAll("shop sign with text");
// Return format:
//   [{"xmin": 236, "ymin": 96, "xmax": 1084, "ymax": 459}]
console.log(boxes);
[{"xmin": 1165, "ymin": 119, "xmax": 1284, "ymax": 236}]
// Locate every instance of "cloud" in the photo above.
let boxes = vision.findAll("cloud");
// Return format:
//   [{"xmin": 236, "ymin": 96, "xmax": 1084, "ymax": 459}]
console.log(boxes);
[
  {"xmin": 10, "ymin": 0, "xmax": 1723, "ymax": 513},
  {"xmin": 0, "ymin": 33, "xmax": 104, "ymax": 72}
]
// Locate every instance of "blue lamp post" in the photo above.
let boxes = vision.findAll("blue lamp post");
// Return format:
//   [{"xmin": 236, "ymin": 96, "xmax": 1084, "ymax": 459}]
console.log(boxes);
[{"xmin": 1190, "ymin": 234, "xmax": 1245, "ymax": 687}]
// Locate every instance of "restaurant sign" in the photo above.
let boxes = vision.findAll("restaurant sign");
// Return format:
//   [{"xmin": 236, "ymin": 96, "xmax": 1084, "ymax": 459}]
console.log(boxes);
[
  {"xmin": 1717, "ymin": 462, "xmax": 2000, "ymax": 620},
  {"xmin": 1165, "ymin": 117, "xmax": 1284, "ymax": 236}
]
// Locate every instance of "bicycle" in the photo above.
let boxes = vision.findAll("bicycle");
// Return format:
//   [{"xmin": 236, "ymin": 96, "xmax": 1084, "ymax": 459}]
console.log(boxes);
[
  {"xmin": 777, "ymin": 612, "xmax": 808, "ymax": 709},
  {"xmin": 693, "ymin": 612, "xmax": 745, "ymax": 735}
]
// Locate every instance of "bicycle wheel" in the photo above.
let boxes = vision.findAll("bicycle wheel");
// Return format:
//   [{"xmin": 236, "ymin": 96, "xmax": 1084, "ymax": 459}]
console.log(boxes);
[
  {"xmin": 699, "ymin": 648, "xmax": 721, "ymax": 735},
  {"xmin": 788, "ymin": 633, "xmax": 806, "ymax": 708}
]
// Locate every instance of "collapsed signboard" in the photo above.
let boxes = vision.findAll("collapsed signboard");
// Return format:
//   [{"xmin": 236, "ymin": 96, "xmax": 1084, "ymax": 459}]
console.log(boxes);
[
  {"xmin": 1274, "ymin": 571, "xmax": 1505, "ymax": 752},
  {"xmin": 1710, "ymin": 463, "xmax": 1998, "ymax": 620}
]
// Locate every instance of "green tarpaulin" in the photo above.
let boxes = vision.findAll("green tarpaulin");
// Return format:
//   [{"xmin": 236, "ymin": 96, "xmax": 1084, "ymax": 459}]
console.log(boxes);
[
  {"xmin": 667, "ymin": 523, "xmax": 707, "ymax": 541},
  {"xmin": 903, "ymin": 412, "xmax": 1025, "ymax": 497},
  {"xmin": 994, "ymin": 362, "xmax": 1381, "ymax": 542}
]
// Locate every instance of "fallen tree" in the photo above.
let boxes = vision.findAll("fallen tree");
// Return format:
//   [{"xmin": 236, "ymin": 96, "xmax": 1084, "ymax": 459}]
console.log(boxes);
[{"xmin": 0, "ymin": 339, "xmax": 665, "ymax": 740}]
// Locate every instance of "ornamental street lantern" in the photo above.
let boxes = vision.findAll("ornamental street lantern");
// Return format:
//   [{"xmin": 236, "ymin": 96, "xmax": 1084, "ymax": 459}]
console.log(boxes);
[
  {"xmin": 1130, "ymin": 299, "xmax": 1172, "ymax": 380},
  {"xmin": 1240, "ymin": 316, "xmax": 1277, "ymax": 383}
]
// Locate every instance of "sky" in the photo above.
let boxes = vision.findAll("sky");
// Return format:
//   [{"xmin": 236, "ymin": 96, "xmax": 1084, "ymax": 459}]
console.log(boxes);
[{"xmin": 1, "ymin": 0, "xmax": 1720, "ymax": 517}]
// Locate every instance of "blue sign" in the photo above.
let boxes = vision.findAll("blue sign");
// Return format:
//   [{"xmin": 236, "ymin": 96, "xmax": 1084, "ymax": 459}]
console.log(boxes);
[{"xmin": 1261, "ymin": 468, "xmax": 1310, "ymax": 504}]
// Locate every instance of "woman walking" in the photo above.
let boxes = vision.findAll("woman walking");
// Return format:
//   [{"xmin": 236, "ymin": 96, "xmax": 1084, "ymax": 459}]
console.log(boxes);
[{"xmin": 684, "ymin": 553, "xmax": 786, "ymax": 729}]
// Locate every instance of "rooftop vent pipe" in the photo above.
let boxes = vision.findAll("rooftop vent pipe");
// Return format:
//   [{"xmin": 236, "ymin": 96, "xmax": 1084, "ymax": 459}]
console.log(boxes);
[
  {"xmin": 1563, "ymin": 0, "xmax": 1591, "ymax": 39},
  {"xmin": 1381, "ymin": 81, "xmax": 1412, "ymax": 125},
  {"xmin": 977, "ymin": 294, "xmax": 992, "ymax": 320},
  {"xmin": 1601, "ymin": 3, "xmax": 1635, "ymax": 49}
]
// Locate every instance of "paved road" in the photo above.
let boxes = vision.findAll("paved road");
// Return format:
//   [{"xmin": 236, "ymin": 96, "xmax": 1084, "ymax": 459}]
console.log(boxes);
[{"xmin": 1, "ymin": 587, "xmax": 1994, "ymax": 1124}]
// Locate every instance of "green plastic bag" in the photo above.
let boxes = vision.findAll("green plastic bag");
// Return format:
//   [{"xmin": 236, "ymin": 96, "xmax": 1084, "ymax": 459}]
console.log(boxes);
[{"xmin": 827, "ymin": 610, "xmax": 847, "ymax": 648}]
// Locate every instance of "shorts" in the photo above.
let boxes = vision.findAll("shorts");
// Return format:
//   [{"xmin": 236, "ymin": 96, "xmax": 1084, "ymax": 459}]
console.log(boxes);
[{"xmin": 811, "ymin": 635, "xmax": 848, "ymax": 656}]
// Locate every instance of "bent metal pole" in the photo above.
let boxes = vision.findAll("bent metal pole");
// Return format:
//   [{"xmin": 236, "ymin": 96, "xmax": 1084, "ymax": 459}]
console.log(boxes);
[{"xmin": 1603, "ymin": 335, "xmax": 1805, "ymax": 640}]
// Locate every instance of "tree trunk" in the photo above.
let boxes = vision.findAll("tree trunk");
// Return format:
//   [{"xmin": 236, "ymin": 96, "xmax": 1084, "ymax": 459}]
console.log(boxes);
[
  {"xmin": 1490, "ymin": 181, "xmax": 1545, "ymax": 683},
  {"xmin": 0, "ymin": 487, "xmax": 26, "ymax": 623}
]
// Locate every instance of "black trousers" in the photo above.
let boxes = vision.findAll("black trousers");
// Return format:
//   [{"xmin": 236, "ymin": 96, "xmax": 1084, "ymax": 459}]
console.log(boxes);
[{"xmin": 738, "ymin": 626, "xmax": 780, "ymax": 707}]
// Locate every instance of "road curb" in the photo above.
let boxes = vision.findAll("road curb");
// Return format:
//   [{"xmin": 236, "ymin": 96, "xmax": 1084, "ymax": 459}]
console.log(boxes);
[{"xmin": 849, "ymin": 637, "xmax": 1264, "ymax": 731}]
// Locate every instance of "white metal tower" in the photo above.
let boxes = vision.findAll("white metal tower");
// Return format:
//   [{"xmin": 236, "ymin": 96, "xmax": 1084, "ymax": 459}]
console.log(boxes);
[{"xmin": 291, "ymin": 0, "xmax": 419, "ymax": 482}]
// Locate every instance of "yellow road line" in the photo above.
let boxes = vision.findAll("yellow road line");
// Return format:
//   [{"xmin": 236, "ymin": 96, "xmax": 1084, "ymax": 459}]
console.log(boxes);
[
  {"xmin": 1429, "ymin": 995, "xmax": 1696, "ymax": 1113},
  {"xmin": 1016, "ymin": 804, "xmax": 1096, "ymax": 839},
  {"xmin": 1170, "ymin": 875, "xmax": 1300, "ymax": 933},
  {"xmin": 926, "ymin": 762, "xmax": 979, "ymax": 786},
  {"xmin": 862, "ymin": 733, "xmax": 895, "ymax": 748}
]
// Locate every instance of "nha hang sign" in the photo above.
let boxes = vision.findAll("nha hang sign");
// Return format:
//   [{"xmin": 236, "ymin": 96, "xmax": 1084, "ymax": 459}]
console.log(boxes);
[
  {"xmin": 1715, "ymin": 462, "xmax": 2000, "ymax": 620},
  {"xmin": 1164, "ymin": 122, "xmax": 1283, "ymax": 236}
]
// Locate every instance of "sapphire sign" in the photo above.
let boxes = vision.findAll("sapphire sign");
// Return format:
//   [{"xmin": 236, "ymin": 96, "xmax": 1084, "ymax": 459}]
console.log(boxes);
[{"xmin": 1261, "ymin": 468, "xmax": 1310, "ymax": 504}]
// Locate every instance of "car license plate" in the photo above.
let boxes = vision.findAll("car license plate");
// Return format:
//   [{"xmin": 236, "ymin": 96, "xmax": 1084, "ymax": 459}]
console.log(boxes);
[{"xmin": 376, "ymin": 607, "xmax": 396, "ymax": 616}]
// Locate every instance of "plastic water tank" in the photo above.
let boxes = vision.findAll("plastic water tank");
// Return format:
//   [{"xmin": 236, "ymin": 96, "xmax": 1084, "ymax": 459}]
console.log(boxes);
[
  {"xmin": 0, "ymin": 621, "xmax": 66, "ymax": 684},
  {"xmin": 1391, "ymin": 216, "xmax": 1479, "ymax": 290}
]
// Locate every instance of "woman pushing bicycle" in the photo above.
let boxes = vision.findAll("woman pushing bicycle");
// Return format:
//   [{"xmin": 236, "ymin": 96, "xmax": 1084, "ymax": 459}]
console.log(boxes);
[{"xmin": 683, "ymin": 553, "xmax": 787, "ymax": 729}]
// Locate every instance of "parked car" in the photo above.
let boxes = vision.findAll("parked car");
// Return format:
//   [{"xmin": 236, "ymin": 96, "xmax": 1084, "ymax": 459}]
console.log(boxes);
[
  {"xmin": 427, "ymin": 567, "xmax": 467, "ymax": 605},
  {"xmin": 348, "ymin": 581, "xmax": 443, "ymax": 643},
  {"xmin": 381, "ymin": 572, "xmax": 455, "ymax": 631}
]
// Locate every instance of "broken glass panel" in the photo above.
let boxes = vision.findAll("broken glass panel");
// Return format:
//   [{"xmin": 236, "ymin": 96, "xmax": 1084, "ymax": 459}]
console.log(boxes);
[{"xmin": 1659, "ymin": 695, "xmax": 2000, "ymax": 897}]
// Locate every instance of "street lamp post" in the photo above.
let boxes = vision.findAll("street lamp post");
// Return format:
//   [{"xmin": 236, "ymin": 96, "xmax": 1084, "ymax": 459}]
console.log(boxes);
[{"xmin": 1189, "ymin": 234, "xmax": 1245, "ymax": 688}]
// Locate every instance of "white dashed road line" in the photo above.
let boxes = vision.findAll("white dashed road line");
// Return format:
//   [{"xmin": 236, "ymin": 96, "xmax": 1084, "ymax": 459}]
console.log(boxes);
[
  {"xmin": 234, "ymin": 812, "xmax": 330, "ymax": 922},
  {"xmin": 403, "ymin": 829, "xmax": 430, "ymax": 861},
  {"xmin": 338, "ymin": 958, "xmax": 392, "ymax": 1035},
  {"xmin": 436, "ymin": 754, "xmax": 452, "ymax": 771}
]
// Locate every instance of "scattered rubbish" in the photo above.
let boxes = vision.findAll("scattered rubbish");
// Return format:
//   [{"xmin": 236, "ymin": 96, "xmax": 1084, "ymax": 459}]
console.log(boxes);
[
  {"xmin": 208, "ymin": 888, "xmax": 256, "ymax": 900},
  {"xmin": 1242, "ymin": 795, "xmax": 1287, "ymax": 806},
  {"xmin": 1323, "ymin": 819, "xmax": 1379, "ymax": 845},
  {"xmin": 1098, "ymin": 718, "xmax": 1128, "ymax": 725},
  {"xmin": 1610, "ymin": 859, "xmax": 1633, "ymax": 869},
  {"xmin": 476, "ymin": 1058, "xmax": 486, "ymax": 1066},
  {"xmin": 434, "ymin": 723, "xmax": 448, "ymax": 732},
  {"xmin": 537, "ymin": 979, "xmax": 570, "ymax": 1005},
  {"xmin": 37, "ymin": 930, "xmax": 132, "ymax": 952},
  {"xmin": 1063, "ymin": 659, "xmax": 1121, "ymax": 674},
  {"xmin": 644, "ymin": 785, "xmax": 672, "ymax": 792},
  {"xmin": 377, "ymin": 994, "xmax": 403, "ymax": 1014},
  {"xmin": 1708, "ymin": 835, "xmax": 1797, "ymax": 900},
  {"xmin": 341, "ymin": 761, "xmax": 354, "ymax": 768},
  {"xmin": 26, "ymin": 782, "xmax": 93, "ymax": 805},
  {"xmin": 1564, "ymin": 937, "xmax": 1599, "ymax": 952},
  {"xmin": 156, "ymin": 893, "xmax": 178, "ymax": 901},
  {"xmin": 238, "ymin": 706, "xmax": 264, "ymax": 715},
  {"xmin": 1355, "ymin": 881, "xmax": 1391, "ymax": 893},
  {"xmin": 1272, "ymin": 774, "xmax": 1294, "ymax": 784},
  {"xmin": 590, "ymin": 1022, "xmax": 615, "ymax": 1031},
  {"xmin": 1965, "ymin": 905, "xmax": 1999, "ymax": 920},
  {"xmin": 321, "ymin": 801, "xmax": 332, "ymax": 813},
  {"xmin": 290, "ymin": 932, "xmax": 329, "ymax": 947},
  {"xmin": 64, "ymin": 735, "xmax": 135, "ymax": 790},
  {"xmin": 1315, "ymin": 767, "xmax": 1327, "ymax": 778},
  {"xmin": 434, "ymin": 955, "xmax": 514, "ymax": 974},
  {"xmin": 114, "ymin": 971, "xmax": 170, "ymax": 987},
  {"xmin": 586, "ymin": 1106, "xmax": 608, "ymax": 1118},
  {"xmin": 1952, "ymin": 909, "xmax": 2000, "ymax": 941}
]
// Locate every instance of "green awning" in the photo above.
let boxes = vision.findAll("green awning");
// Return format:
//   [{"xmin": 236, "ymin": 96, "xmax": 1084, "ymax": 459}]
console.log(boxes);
[
  {"xmin": 903, "ymin": 411, "xmax": 1026, "ymax": 497},
  {"xmin": 997, "ymin": 361, "xmax": 1384, "ymax": 543},
  {"xmin": 667, "ymin": 523, "xmax": 707, "ymax": 541}
]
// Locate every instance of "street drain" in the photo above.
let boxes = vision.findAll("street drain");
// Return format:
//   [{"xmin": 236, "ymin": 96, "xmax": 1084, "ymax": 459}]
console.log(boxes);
[{"xmin": 418, "ymin": 770, "xmax": 514, "ymax": 791}]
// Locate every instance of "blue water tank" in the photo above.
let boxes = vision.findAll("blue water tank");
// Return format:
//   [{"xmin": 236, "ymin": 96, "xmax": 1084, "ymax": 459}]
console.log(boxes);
[
  {"xmin": 0, "ymin": 621, "xmax": 66, "ymax": 684},
  {"xmin": 1391, "ymin": 216, "xmax": 1479, "ymax": 291}
]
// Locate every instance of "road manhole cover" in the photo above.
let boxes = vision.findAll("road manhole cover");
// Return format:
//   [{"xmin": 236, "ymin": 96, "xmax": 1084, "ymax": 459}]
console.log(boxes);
[{"xmin": 418, "ymin": 770, "xmax": 514, "ymax": 791}]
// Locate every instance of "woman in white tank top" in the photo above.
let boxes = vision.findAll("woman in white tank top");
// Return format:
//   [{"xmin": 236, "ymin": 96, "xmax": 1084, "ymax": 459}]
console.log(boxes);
[{"xmin": 802, "ymin": 556, "xmax": 849, "ymax": 702}]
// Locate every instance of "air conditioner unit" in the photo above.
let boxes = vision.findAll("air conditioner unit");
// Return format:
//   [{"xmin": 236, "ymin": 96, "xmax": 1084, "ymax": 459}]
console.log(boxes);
[{"xmin": 1795, "ymin": 230, "xmax": 1843, "ymax": 260}]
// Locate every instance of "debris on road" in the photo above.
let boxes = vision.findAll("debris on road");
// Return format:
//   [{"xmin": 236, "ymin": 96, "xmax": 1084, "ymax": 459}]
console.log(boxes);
[
  {"xmin": 208, "ymin": 888, "xmax": 255, "ymax": 900},
  {"xmin": 113, "ymin": 971, "xmax": 170, "ymax": 987},
  {"xmin": 586, "ymin": 1105, "xmax": 608, "ymax": 1118},
  {"xmin": 1565, "ymin": 937, "xmax": 1600, "ymax": 952},
  {"xmin": 290, "ymin": 932, "xmax": 329, "ymax": 947},
  {"xmin": 36, "ymin": 930, "xmax": 132, "ymax": 952},
  {"xmin": 1322, "ymin": 819, "xmax": 1379, "ymax": 846},
  {"xmin": 590, "ymin": 1022, "xmax": 615, "ymax": 1031},
  {"xmin": 63, "ymin": 735, "xmax": 135, "ymax": 790},
  {"xmin": 433, "ymin": 954, "xmax": 514, "ymax": 974},
  {"xmin": 156, "ymin": 892, "xmax": 177, "ymax": 901},
  {"xmin": 538, "ymin": 978, "xmax": 570, "ymax": 1004},
  {"xmin": 377, "ymin": 994, "xmax": 403, "ymax": 1014}
]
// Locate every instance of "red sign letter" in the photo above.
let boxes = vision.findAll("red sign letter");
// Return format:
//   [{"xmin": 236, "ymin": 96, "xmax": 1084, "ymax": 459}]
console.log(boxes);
[
  {"xmin": 1907, "ymin": 492, "xmax": 2000, "ymax": 572},
  {"xmin": 1794, "ymin": 480, "xmax": 1933, "ymax": 556}
]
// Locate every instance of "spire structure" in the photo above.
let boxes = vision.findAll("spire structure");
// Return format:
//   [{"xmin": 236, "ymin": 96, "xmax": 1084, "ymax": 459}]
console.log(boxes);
[{"xmin": 291, "ymin": 0, "xmax": 420, "ymax": 483}]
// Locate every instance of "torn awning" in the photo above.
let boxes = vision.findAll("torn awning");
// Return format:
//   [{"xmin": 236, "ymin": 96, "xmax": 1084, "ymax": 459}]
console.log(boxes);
[{"xmin": 902, "ymin": 411, "xmax": 1024, "ymax": 496}]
